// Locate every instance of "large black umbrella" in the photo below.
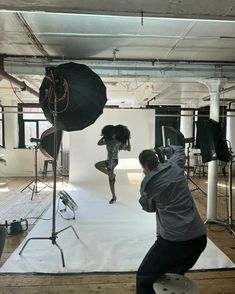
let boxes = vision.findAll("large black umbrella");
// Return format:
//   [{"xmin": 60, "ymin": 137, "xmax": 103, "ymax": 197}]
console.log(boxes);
[{"xmin": 39, "ymin": 62, "xmax": 107, "ymax": 131}]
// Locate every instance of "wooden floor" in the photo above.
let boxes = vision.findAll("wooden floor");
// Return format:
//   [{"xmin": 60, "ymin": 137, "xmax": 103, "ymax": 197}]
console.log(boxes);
[{"xmin": 0, "ymin": 176, "xmax": 235, "ymax": 294}]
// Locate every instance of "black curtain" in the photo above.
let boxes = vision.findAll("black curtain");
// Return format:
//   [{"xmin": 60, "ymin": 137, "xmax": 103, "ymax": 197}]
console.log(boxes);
[{"xmin": 194, "ymin": 106, "xmax": 226, "ymax": 148}]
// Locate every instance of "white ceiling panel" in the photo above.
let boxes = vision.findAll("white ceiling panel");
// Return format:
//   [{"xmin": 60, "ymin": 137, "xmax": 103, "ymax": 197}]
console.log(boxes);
[
  {"xmin": 1, "ymin": 11, "xmax": 235, "ymax": 61},
  {"xmin": 187, "ymin": 21, "xmax": 235, "ymax": 37},
  {"xmin": 22, "ymin": 13, "xmax": 193, "ymax": 37},
  {"xmin": 40, "ymin": 37, "xmax": 177, "ymax": 59},
  {"xmin": 0, "ymin": 12, "xmax": 25, "ymax": 31}
]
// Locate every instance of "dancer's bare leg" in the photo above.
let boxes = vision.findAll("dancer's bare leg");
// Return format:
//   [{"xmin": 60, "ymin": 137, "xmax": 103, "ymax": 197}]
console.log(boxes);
[
  {"xmin": 95, "ymin": 161, "xmax": 116, "ymax": 203},
  {"xmin": 109, "ymin": 171, "xmax": 116, "ymax": 204},
  {"xmin": 95, "ymin": 161, "xmax": 112, "ymax": 177}
]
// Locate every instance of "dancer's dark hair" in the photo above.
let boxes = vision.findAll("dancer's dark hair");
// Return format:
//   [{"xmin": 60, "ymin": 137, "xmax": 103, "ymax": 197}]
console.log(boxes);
[
  {"xmin": 101, "ymin": 124, "xmax": 130, "ymax": 143},
  {"xmin": 101, "ymin": 125, "xmax": 115, "ymax": 141},
  {"xmin": 115, "ymin": 125, "xmax": 131, "ymax": 144}
]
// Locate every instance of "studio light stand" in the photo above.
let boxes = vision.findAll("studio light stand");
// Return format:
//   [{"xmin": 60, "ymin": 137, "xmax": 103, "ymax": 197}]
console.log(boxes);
[
  {"xmin": 227, "ymin": 156, "xmax": 235, "ymax": 235},
  {"xmin": 205, "ymin": 154, "xmax": 235, "ymax": 236},
  {"xmin": 185, "ymin": 140, "xmax": 207, "ymax": 197},
  {"xmin": 21, "ymin": 142, "xmax": 52, "ymax": 200},
  {"xmin": 19, "ymin": 97, "xmax": 79, "ymax": 267}
]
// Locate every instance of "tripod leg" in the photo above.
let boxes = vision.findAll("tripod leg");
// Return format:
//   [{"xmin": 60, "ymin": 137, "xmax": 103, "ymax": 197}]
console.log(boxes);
[
  {"xmin": 227, "ymin": 226, "xmax": 235, "ymax": 236},
  {"xmin": 188, "ymin": 177, "xmax": 207, "ymax": 196},
  {"xmin": 31, "ymin": 183, "xmax": 36, "ymax": 200},
  {"xmin": 54, "ymin": 241, "xmax": 65, "ymax": 267},
  {"xmin": 20, "ymin": 179, "xmax": 35, "ymax": 193}
]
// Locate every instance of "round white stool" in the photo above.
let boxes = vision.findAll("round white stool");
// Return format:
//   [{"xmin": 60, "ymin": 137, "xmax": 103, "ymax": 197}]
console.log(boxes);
[{"xmin": 153, "ymin": 273, "xmax": 199, "ymax": 294}]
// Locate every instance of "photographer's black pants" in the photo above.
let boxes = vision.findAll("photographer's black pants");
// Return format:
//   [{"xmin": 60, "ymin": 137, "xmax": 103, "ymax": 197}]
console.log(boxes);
[{"xmin": 136, "ymin": 234, "xmax": 207, "ymax": 294}]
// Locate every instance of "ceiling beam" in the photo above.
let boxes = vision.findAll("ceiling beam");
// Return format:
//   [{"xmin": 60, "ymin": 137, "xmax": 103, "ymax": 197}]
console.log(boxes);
[
  {"xmin": 202, "ymin": 85, "xmax": 235, "ymax": 101},
  {"xmin": 1, "ymin": 0, "xmax": 235, "ymax": 21},
  {"xmin": 5, "ymin": 59, "xmax": 235, "ymax": 80}
]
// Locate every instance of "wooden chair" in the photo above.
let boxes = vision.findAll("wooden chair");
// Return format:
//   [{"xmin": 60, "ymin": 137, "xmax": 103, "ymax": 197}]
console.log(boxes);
[{"xmin": 42, "ymin": 159, "xmax": 55, "ymax": 178}]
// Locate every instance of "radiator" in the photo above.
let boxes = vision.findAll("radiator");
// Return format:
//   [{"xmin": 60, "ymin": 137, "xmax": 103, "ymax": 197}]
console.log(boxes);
[{"xmin": 61, "ymin": 151, "xmax": 70, "ymax": 176}]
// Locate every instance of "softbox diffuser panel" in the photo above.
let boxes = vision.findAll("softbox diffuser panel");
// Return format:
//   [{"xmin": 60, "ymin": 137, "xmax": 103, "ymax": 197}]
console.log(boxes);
[
  {"xmin": 39, "ymin": 62, "xmax": 107, "ymax": 131},
  {"xmin": 40, "ymin": 127, "xmax": 63, "ymax": 160},
  {"xmin": 196, "ymin": 119, "xmax": 230, "ymax": 163},
  {"xmin": 162, "ymin": 126, "xmax": 185, "ymax": 147}
]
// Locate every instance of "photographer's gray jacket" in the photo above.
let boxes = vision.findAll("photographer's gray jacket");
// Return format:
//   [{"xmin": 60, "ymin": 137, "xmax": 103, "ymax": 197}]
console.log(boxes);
[{"xmin": 139, "ymin": 145, "xmax": 206, "ymax": 242}]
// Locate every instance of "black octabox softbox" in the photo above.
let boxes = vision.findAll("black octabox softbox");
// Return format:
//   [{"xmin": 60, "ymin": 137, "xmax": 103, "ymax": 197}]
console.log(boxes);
[{"xmin": 39, "ymin": 62, "xmax": 107, "ymax": 131}]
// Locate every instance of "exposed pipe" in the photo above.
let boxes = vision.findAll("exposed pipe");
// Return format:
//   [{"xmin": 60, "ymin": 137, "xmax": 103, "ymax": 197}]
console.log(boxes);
[
  {"xmin": 0, "ymin": 70, "xmax": 39, "ymax": 98},
  {"xmin": 0, "ymin": 57, "xmax": 39, "ymax": 98},
  {"xmin": 4, "ymin": 54, "xmax": 235, "ymax": 65},
  {"xmin": 15, "ymin": 12, "xmax": 50, "ymax": 58}
]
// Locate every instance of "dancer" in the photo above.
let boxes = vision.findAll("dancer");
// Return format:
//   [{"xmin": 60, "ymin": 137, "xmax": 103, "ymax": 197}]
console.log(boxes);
[
  {"xmin": 95, "ymin": 124, "xmax": 131, "ymax": 204},
  {"xmin": 136, "ymin": 142, "xmax": 207, "ymax": 294}
]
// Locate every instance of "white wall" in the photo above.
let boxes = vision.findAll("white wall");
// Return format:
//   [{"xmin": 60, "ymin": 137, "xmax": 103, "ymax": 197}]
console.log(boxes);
[{"xmin": 69, "ymin": 109, "xmax": 155, "ymax": 184}]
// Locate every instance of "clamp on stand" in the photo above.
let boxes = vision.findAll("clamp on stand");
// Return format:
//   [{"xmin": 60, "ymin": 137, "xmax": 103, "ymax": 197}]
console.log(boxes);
[{"xmin": 19, "ymin": 96, "xmax": 79, "ymax": 267}]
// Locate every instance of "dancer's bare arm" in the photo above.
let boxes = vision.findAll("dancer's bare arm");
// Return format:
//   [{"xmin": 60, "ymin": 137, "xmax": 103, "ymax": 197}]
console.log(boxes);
[{"xmin": 97, "ymin": 137, "xmax": 105, "ymax": 145}]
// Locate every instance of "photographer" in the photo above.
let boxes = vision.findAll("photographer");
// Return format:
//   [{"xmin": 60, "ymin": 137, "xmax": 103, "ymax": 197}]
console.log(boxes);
[{"xmin": 136, "ymin": 144, "xmax": 207, "ymax": 294}]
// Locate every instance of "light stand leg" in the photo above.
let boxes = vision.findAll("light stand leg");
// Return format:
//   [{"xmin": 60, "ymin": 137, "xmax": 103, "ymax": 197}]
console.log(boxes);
[
  {"xmin": 228, "ymin": 160, "xmax": 233, "ymax": 227},
  {"xmin": 188, "ymin": 177, "xmax": 207, "ymax": 196},
  {"xmin": 227, "ymin": 160, "xmax": 235, "ymax": 235},
  {"xmin": 57, "ymin": 225, "xmax": 79, "ymax": 239},
  {"xmin": 54, "ymin": 241, "xmax": 65, "ymax": 267}
]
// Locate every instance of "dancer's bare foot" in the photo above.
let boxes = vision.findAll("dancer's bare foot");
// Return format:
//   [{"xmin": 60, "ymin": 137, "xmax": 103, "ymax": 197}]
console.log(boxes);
[{"xmin": 109, "ymin": 197, "xmax": 117, "ymax": 204}]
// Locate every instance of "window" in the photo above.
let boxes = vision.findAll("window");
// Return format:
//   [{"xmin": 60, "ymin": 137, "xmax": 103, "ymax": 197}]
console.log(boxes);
[{"xmin": 18, "ymin": 103, "xmax": 52, "ymax": 148}]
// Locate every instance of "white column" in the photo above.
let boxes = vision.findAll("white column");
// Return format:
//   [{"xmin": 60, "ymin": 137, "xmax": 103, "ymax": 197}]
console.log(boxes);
[
  {"xmin": 180, "ymin": 110, "xmax": 194, "ymax": 171},
  {"xmin": 226, "ymin": 103, "xmax": 235, "ymax": 173},
  {"xmin": 199, "ymin": 79, "xmax": 222, "ymax": 221},
  {"xmin": 180, "ymin": 110, "xmax": 193, "ymax": 139}
]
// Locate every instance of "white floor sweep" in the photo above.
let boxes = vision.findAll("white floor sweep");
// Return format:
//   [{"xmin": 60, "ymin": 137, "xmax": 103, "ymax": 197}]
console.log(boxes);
[{"xmin": 0, "ymin": 179, "xmax": 234, "ymax": 273}]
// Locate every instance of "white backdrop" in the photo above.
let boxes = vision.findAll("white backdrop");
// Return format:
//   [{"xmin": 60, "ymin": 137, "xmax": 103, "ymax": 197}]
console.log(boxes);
[{"xmin": 69, "ymin": 109, "xmax": 155, "ymax": 184}]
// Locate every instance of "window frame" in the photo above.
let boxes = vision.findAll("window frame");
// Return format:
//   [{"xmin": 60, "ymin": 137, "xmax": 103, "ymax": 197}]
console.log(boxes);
[
  {"xmin": 0, "ymin": 106, "xmax": 5, "ymax": 148},
  {"xmin": 18, "ymin": 103, "xmax": 51, "ymax": 148}
]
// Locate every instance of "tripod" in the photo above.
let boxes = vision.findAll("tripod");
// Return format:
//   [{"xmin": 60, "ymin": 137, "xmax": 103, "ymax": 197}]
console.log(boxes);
[
  {"xmin": 185, "ymin": 142, "xmax": 207, "ymax": 196},
  {"xmin": 19, "ymin": 98, "xmax": 79, "ymax": 267},
  {"xmin": 21, "ymin": 143, "xmax": 52, "ymax": 200},
  {"xmin": 57, "ymin": 142, "xmax": 69, "ymax": 185}
]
